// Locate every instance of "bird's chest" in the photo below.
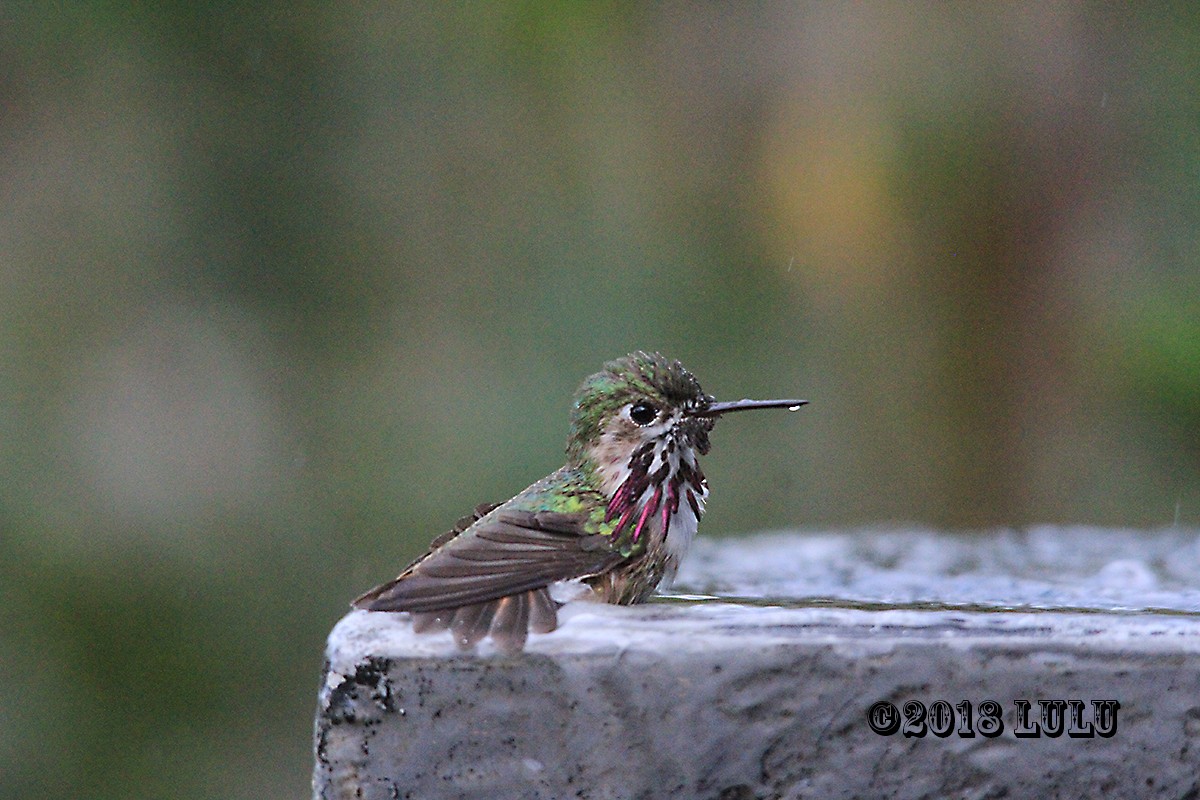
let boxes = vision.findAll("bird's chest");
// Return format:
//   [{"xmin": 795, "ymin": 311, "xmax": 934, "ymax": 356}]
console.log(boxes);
[
  {"xmin": 589, "ymin": 500, "xmax": 704, "ymax": 605},
  {"xmin": 637, "ymin": 499, "xmax": 701, "ymax": 571}
]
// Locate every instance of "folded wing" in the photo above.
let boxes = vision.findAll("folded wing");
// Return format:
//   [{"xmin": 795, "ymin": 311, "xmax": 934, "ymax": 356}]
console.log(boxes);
[{"xmin": 353, "ymin": 506, "xmax": 621, "ymax": 652}]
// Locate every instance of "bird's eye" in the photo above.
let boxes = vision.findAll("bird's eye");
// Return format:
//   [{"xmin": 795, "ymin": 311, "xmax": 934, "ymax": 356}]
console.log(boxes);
[{"xmin": 628, "ymin": 401, "xmax": 658, "ymax": 426}]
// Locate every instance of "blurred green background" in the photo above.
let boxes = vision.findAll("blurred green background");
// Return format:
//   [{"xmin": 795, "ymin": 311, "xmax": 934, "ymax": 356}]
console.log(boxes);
[{"xmin": 2, "ymin": 4, "xmax": 1197, "ymax": 798}]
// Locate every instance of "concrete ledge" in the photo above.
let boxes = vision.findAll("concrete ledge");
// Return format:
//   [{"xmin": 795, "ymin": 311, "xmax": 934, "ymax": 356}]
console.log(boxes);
[{"xmin": 314, "ymin": 528, "xmax": 1200, "ymax": 799}]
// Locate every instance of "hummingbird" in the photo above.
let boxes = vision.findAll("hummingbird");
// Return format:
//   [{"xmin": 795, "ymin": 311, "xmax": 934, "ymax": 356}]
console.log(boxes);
[{"xmin": 353, "ymin": 351, "xmax": 806, "ymax": 653}]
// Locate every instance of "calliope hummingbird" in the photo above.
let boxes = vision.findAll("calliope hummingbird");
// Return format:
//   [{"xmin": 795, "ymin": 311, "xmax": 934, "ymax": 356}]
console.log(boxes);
[{"xmin": 353, "ymin": 351, "xmax": 806, "ymax": 652}]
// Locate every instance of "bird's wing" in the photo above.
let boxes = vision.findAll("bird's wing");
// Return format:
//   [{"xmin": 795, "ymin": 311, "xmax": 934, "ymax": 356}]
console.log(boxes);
[{"xmin": 352, "ymin": 506, "xmax": 620, "ymax": 614}]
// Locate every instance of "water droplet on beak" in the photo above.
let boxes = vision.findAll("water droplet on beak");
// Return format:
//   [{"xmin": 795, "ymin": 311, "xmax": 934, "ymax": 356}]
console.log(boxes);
[{"xmin": 787, "ymin": 405, "xmax": 802, "ymax": 412}]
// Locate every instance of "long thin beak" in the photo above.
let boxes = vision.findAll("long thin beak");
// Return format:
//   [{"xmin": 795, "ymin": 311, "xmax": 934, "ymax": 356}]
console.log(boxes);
[{"xmin": 692, "ymin": 398, "xmax": 808, "ymax": 418}]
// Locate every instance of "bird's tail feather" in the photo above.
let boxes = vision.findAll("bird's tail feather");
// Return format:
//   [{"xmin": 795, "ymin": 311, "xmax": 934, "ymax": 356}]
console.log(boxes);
[{"xmin": 409, "ymin": 586, "xmax": 559, "ymax": 653}]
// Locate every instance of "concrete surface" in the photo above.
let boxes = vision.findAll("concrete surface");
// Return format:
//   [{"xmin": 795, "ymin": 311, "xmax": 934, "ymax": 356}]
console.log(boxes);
[{"xmin": 314, "ymin": 528, "xmax": 1200, "ymax": 799}]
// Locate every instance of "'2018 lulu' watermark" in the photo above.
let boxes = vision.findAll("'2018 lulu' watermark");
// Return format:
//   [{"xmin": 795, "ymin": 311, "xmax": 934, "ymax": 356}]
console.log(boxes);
[{"xmin": 867, "ymin": 699, "xmax": 1120, "ymax": 738}]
